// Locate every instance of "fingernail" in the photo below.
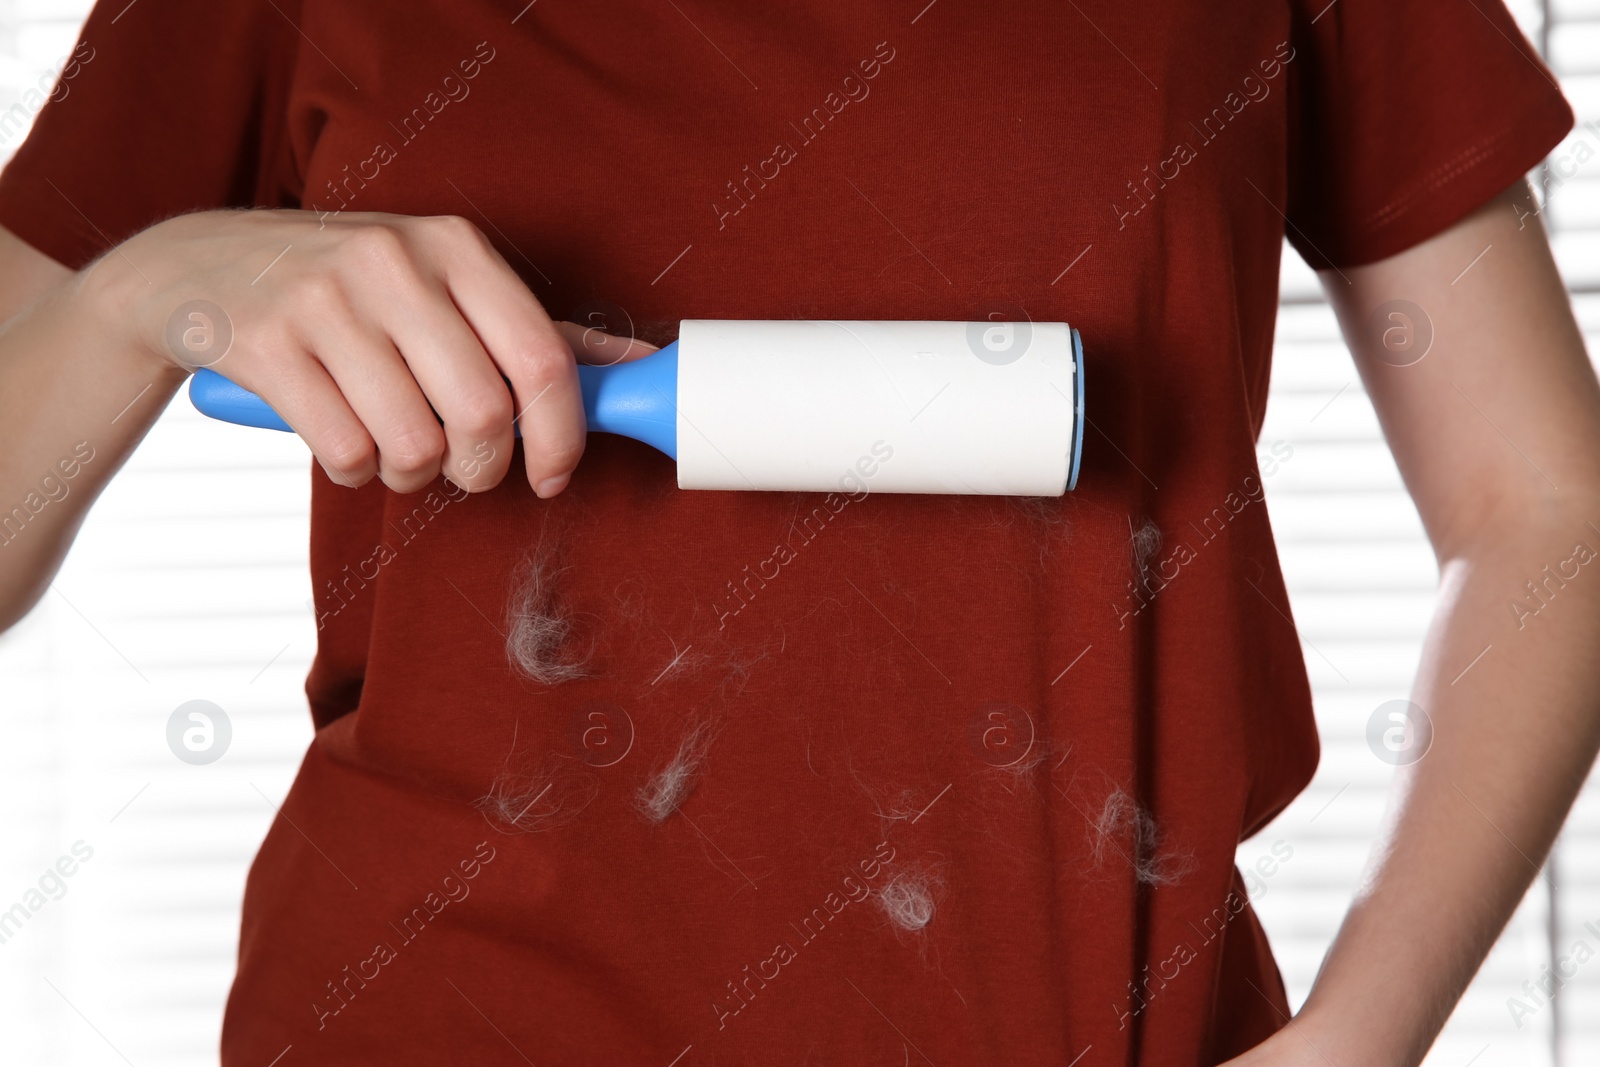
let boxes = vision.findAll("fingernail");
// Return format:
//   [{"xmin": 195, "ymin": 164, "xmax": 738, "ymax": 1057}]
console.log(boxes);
[{"xmin": 536, "ymin": 473, "xmax": 570, "ymax": 498}]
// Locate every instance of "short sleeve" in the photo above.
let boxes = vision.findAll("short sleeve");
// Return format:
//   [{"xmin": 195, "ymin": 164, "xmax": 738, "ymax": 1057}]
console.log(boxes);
[
  {"xmin": 1284, "ymin": 0, "xmax": 1573, "ymax": 270},
  {"xmin": 0, "ymin": 0, "xmax": 302, "ymax": 270}
]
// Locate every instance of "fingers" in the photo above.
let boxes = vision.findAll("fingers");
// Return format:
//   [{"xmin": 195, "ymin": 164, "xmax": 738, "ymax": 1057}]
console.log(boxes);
[
  {"xmin": 424, "ymin": 218, "xmax": 586, "ymax": 497},
  {"xmin": 313, "ymin": 311, "xmax": 453, "ymax": 495},
  {"xmin": 281, "ymin": 251, "xmax": 509, "ymax": 496},
  {"xmin": 234, "ymin": 332, "xmax": 378, "ymax": 489},
  {"xmin": 359, "ymin": 269, "xmax": 517, "ymax": 494}
]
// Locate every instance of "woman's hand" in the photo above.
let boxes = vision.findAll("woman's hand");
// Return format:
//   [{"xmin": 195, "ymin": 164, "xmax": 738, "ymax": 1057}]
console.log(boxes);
[{"xmin": 92, "ymin": 208, "xmax": 653, "ymax": 497}]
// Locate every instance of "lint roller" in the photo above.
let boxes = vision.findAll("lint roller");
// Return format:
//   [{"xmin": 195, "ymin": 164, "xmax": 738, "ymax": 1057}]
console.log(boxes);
[{"xmin": 190, "ymin": 319, "xmax": 1086, "ymax": 495}]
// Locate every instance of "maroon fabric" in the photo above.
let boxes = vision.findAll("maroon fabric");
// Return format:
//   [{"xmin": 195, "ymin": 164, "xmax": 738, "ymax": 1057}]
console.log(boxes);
[{"xmin": 0, "ymin": 1, "xmax": 1571, "ymax": 1063}]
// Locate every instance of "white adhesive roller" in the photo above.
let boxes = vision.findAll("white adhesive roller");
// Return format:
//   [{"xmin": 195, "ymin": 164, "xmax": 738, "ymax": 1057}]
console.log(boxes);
[
  {"xmin": 189, "ymin": 319, "xmax": 1085, "ymax": 496},
  {"xmin": 676, "ymin": 319, "xmax": 1083, "ymax": 496}
]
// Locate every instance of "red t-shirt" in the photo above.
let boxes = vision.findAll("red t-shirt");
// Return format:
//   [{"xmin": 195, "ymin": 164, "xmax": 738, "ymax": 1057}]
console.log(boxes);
[{"xmin": 0, "ymin": 2, "xmax": 1571, "ymax": 1063}]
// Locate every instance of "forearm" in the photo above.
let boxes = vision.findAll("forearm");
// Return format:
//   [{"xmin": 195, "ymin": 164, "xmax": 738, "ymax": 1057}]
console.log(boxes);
[
  {"xmin": 0, "ymin": 266, "xmax": 184, "ymax": 629},
  {"xmin": 1296, "ymin": 516, "xmax": 1600, "ymax": 1063},
  {"xmin": 1257, "ymin": 179, "xmax": 1600, "ymax": 1065}
]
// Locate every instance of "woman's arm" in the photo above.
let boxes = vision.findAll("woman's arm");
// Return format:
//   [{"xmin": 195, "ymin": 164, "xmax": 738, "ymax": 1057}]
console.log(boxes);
[
  {"xmin": 0, "ymin": 210, "xmax": 644, "ymax": 633},
  {"xmin": 1230, "ymin": 180, "xmax": 1600, "ymax": 1064},
  {"xmin": 0, "ymin": 225, "xmax": 181, "ymax": 629}
]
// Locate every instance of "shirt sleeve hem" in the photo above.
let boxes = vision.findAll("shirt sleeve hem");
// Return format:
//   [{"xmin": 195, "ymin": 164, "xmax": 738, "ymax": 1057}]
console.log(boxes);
[{"xmin": 1295, "ymin": 93, "xmax": 1575, "ymax": 272}]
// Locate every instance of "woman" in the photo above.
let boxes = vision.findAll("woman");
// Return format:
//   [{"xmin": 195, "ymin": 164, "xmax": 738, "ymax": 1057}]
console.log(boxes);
[{"xmin": 1, "ymin": 0, "xmax": 1596, "ymax": 1063}]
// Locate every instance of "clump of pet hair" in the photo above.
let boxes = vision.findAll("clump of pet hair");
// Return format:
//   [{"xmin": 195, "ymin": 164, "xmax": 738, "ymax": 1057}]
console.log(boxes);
[
  {"xmin": 1129, "ymin": 517, "xmax": 1162, "ymax": 582},
  {"xmin": 476, "ymin": 763, "xmax": 598, "ymax": 834},
  {"xmin": 636, "ymin": 718, "xmax": 718, "ymax": 823},
  {"xmin": 504, "ymin": 552, "xmax": 589, "ymax": 685},
  {"xmin": 877, "ymin": 867, "xmax": 943, "ymax": 932},
  {"xmin": 1089, "ymin": 788, "xmax": 1194, "ymax": 887}
]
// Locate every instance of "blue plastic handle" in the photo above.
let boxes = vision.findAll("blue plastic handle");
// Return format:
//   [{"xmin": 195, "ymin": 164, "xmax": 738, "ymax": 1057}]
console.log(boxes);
[{"xmin": 188, "ymin": 341, "xmax": 679, "ymax": 460}]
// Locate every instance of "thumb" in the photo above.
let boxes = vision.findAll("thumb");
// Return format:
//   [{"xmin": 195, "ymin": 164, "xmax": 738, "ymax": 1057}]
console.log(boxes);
[{"xmin": 553, "ymin": 320, "xmax": 659, "ymax": 367}]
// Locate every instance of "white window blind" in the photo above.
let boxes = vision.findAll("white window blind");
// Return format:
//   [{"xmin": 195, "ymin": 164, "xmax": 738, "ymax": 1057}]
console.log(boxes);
[{"xmin": 0, "ymin": 1, "xmax": 1595, "ymax": 1063}]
